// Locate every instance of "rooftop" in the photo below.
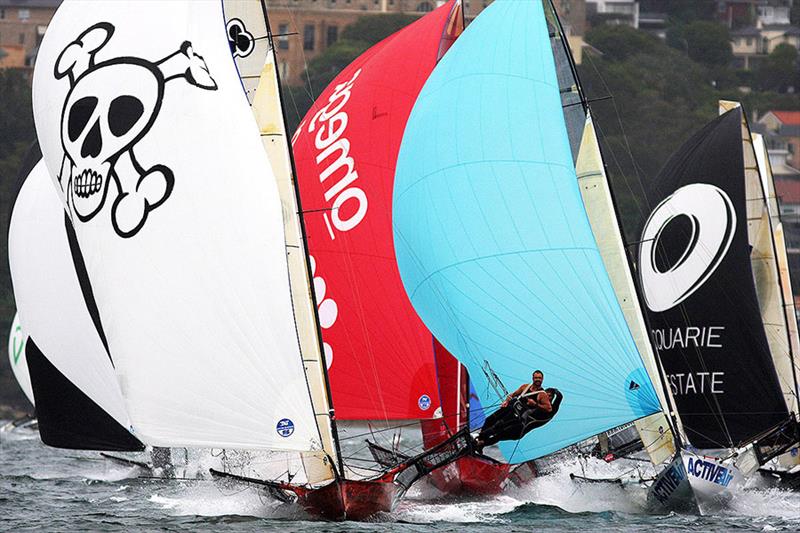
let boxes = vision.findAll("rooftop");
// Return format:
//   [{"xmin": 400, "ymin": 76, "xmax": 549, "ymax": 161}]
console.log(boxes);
[{"xmin": 772, "ymin": 111, "xmax": 800, "ymax": 126}]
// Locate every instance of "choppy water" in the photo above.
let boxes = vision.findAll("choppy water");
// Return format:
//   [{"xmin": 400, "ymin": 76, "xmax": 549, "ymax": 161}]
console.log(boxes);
[{"xmin": 3, "ymin": 423, "xmax": 800, "ymax": 531}]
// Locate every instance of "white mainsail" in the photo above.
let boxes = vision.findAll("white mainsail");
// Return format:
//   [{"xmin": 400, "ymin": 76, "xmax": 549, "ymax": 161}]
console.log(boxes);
[
  {"xmin": 7, "ymin": 313, "xmax": 34, "ymax": 407},
  {"xmin": 223, "ymin": 0, "xmax": 338, "ymax": 482},
  {"xmin": 9, "ymin": 161, "xmax": 130, "ymax": 429},
  {"xmin": 720, "ymin": 101, "xmax": 799, "ymax": 415},
  {"xmin": 32, "ymin": 0, "xmax": 323, "ymax": 452},
  {"xmin": 575, "ymin": 112, "xmax": 679, "ymax": 465}
]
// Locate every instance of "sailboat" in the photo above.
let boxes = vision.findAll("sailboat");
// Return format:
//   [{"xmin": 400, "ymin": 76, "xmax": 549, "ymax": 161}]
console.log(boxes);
[
  {"xmin": 6, "ymin": 313, "xmax": 34, "ymax": 411},
  {"xmin": 0, "ymin": 312, "xmax": 38, "ymax": 435},
  {"xmin": 290, "ymin": 0, "xmax": 531, "ymax": 495},
  {"xmin": 392, "ymin": 0, "xmax": 664, "ymax": 494},
  {"xmin": 28, "ymin": 0, "xmax": 469, "ymax": 520},
  {"xmin": 638, "ymin": 102, "xmax": 800, "ymax": 512}
]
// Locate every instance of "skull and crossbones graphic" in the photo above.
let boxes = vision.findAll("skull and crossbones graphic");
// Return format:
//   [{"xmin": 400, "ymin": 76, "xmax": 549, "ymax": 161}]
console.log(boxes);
[{"xmin": 53, "ymin": 22, "xmax": 217, "ymax": 238}]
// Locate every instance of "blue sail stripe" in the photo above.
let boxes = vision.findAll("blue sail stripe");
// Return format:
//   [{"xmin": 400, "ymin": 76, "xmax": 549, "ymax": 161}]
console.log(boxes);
[{"xmin": 393, "ymin": 0, "xmax": 659, "ymax": 462}]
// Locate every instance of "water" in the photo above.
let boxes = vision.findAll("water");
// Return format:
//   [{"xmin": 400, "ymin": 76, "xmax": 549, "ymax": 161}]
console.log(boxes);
[{"xmin": 3, "ymin": 425, "xmax": 800, "ymax": 531}]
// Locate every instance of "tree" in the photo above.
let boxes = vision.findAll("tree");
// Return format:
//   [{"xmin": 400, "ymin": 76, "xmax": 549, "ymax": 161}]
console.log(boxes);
[
  {"xmin": 284, "ymin": 13, "xmax": 423, "ymax": 130},
  {"xmin": 755, "ymin": 43, "xmax": 799, "ymax": 93},
  {"xmin": 341, "ymin": 13, "xmax": 418, "ymax": 44},
  {"xmin": 584, "ymin": 24, "xmax": 659, "ymax": 61},
  {"xmin": 578, "ymin": 41, "xmax": 716, "ymax": 239},
  {"xmin": 0, "ymin": 69, "xmax": 34, "ymax": 160},
  {"xmin": 639, "ymin": 0, "xmax": 717, "ymax": 24},
  {"xmin": 667, "ymin": 21, "xmax": 732, "ymax": 67}
]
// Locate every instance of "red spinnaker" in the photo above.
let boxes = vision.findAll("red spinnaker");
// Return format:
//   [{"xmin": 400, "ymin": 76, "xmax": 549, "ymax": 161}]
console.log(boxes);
[{"xmin": 293, "ymin": 1, "xmax": 463, "ymax": 420}]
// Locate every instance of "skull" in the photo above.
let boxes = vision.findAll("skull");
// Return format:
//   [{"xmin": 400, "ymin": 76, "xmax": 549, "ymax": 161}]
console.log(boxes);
[{"xmin": 61, "ymin": 61, "xmax": 162, "ymax": 221}]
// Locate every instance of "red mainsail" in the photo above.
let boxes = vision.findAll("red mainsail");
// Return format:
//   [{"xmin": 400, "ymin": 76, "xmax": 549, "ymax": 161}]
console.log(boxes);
[{"xmin": 293, "ymin": 1, "xmax": 463, "ymax": 420}]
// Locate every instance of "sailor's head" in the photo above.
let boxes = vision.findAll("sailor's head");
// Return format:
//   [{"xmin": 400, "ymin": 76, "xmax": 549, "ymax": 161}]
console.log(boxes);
[{"xmin": 532, "ymin": 370, "xmax": 544, "ymax": 387}]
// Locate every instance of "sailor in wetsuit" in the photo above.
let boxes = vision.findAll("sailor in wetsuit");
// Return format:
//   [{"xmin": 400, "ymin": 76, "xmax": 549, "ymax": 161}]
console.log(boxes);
[{"xmin": 474, "ymin": 370, "xmax": 560, "ymax": 451}]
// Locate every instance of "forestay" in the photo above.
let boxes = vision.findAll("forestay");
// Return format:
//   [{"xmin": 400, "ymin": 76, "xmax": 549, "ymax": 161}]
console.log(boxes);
[
  {"xmin": 32, "ymin": 0, "xmax": 321, "ymax": 451},
  {"xmin": 393, "ymin": 0, "xmax": 660, "ymax": 463}
]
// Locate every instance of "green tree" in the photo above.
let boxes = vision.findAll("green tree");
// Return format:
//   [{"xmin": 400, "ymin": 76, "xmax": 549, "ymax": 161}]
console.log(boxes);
[
  {"xmin": 0, "ymin": 69, "xmax": 34, "ymax": 159},
  {"xmin": 639, "ymin": 0, "xmax": 717, "ymax": 24},
  {"xmin": 578, "ymin": 42, "xmax": 716, "ymax": 239},
  {"xmin": 755, "ymin": 43, "xmax": 799, "ymax": 93},
  {"xmin": 283, "ymin": 13, "xmax": 421, "ymax": 132},
  {"xmin": 340, "ymin": 13, "xmax": 418, "ymax": 44},
  {"xmin": 585, "ymin": 24, "xmax": 659, "ymax": 61},
  {"xmin": 667, "ymin": 21, "xmax": 732, "ymax": 67}
]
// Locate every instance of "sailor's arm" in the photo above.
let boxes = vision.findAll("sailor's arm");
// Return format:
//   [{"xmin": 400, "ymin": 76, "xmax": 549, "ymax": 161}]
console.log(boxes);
[{"xmin": 501, "ymin": 384, "xmax": 528, "ymax": 407}]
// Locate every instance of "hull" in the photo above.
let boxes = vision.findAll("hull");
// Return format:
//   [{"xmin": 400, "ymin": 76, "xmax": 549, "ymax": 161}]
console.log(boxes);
[
  {"xmin": 428, "ymin": 454, "xmax": 512, "ymax": 495},
  {"xmin": 297, "ymin": 478, "xmax": 396, "ymax": 521},
  {"xmin": 647, "ymin": 450, "xmax": 742, "ymax": 514}
]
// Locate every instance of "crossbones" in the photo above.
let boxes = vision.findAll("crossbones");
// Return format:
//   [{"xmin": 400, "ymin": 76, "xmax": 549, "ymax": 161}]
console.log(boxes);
[{"xmin": 54, "ymin": 22, "xmax": 217, "ymax": 238}]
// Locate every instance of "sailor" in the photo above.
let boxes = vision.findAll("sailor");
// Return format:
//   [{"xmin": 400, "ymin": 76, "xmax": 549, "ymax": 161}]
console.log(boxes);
[{"xmin": 474, "ymin": 370, "xmax": 560, "ymax": 450}]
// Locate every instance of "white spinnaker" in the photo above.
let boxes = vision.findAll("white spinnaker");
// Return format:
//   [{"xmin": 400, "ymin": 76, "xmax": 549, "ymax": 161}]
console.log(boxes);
[
  {"xmin": 32, "ymin": 1, "xmax": 320, "ymax": 451},
  {"xmin": 224, "ymin": 0, "xmax": 337, "ymax": 482},
  {"xmin": 7, "ymin": 313, "xmax": 34, "ymax": 407},
  {"xmin": 9, "ymin": 161, "xmax": 129, "ymax": 426},
  {"xmin": 720, "ymin": 101, "xmax": 798, "ymax": 415},
  {"xmin": 575, "ymin": 113, "xmax": 679, "ymax": 463}
]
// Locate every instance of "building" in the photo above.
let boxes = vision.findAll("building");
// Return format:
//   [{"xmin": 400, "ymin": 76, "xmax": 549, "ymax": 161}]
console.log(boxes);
[
  {"xmin": 717, "ymin": 0, "xmax": 765, "ymax": 29},
  {"xmin": 270, "ymin": 0, "xmax": 586, "ymax": 85},
  {"xmin": 759, "ymin": 110, "xmax": 800, "ymax": 169},
  {"xmin": 585, "ymin": 0, "xmax": 639, "ymax": 27},
  {"xmin": 0, "ymin": 0, "xmax": 587, "ymax": 87},
  {"xmin": 758, "ymin": 1, "xmax": 792, "ymax": 25},
  {"xmin": 0, "ymin": 0, "xmax": 59, "ymax": 74},
  {"xmin": 731, "ymin": 21, "xmax": 800, "ymax": 69}
]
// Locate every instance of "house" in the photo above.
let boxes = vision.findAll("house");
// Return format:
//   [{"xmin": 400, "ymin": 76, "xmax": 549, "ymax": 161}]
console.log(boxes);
[
  {"xmin": 0, "ymin": 0, "xmax": 59, "ymax": 74},
  {"xmin": 586, "ymin": 0, "xmax": 639, "ymax": 28},
  {"xmin": 759, "ymin": 111, "xmax": 800, "ymax": 169},
  {"xmin": 731, "ymin": 22, "xmax": 800, "ymax": 69}
]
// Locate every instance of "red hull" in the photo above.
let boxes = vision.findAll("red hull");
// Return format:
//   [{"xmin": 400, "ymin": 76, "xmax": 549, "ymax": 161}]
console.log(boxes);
[
  {"xmin": 296, "ymin": 478, "xmax": 397, "ymax": 521},
  {"xmin": 428, "ymin": 454, "xmax": 511, "ymax": 495}
]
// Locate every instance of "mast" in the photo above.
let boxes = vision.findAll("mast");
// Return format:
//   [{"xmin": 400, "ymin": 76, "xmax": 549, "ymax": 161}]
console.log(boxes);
[
  {"xmin": 546, "ymin": 0, "xmax": 684, "ymax": 449},
  {"xmin": 260, "ymin": 0, "xmax": 345, "ymax": 476}
]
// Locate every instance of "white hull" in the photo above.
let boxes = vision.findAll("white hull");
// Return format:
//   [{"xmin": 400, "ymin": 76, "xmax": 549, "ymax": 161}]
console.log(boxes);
[{"xmin": 647, "ymin": 450, "xmax": 742, "ymax": 514}]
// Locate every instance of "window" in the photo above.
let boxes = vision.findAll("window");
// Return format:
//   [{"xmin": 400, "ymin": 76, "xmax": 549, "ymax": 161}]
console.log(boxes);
[
  {"xmin": 278, "ymin": 23, "xmax": 289, "ymax": 50},
  {"xmin": 0, "ymin": 9, "xmax": 5, "ymax": 19},
  {"xmin": 416, "ymin": 1, "xmax": 433, "ymax": 11},
  {"xmin": 326, "ymin": 26, "xmax": 338, "ymax": 46},
  {"xmin": 18, "ymin": 8, "xmax": 29, "ymax": 20},
  {"xmin": 19, "ymin": 32, "xmax": 25, "ymax": 45},
  {"xmin": 746, "ymin": 37, "xmax": 753, "ymax": 46},
  {"xmin": 303, "ymin": 24, "xmax": 315, "ymax": 51},
  {"xmin": 279, "ymin": 61, "xmax": 289, "ymax": 80}
]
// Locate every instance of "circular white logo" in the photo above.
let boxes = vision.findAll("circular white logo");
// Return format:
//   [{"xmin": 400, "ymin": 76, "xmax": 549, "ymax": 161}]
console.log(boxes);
[
  {"xmin": 639, "ymin": 183, "xmax": 736, "ymax": 312},
  {"xmin": 276, "ymin": 418, "xmax": 295, "ymax": 438}
]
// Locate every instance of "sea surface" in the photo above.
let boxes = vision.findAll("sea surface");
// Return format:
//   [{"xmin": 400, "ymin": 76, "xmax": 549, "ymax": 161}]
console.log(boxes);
[{"xmin": 2, "ymin": 422, "xmax": 800, "ymax": 532}]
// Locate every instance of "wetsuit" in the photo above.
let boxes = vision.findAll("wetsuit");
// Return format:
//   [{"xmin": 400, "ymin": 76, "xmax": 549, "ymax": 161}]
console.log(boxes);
[{"xmin": 476, "ymin": 388, "xmax": 562, "ymax": 448}]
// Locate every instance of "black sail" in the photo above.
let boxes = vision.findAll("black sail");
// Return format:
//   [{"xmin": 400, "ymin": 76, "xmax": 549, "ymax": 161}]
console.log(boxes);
[
  {"xmin": 26, "ymin": 339, "xmax": 144, "ymax": 451},
  {"xmin": 637, "ymin": 108, "xmax": 788, "ymax": 449}
]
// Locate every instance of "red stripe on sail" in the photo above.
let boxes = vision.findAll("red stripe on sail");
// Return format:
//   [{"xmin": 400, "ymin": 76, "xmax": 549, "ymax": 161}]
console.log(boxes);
[{"xmin": 294, "ymin": 1, "xmax": 463, "ymax": 420}]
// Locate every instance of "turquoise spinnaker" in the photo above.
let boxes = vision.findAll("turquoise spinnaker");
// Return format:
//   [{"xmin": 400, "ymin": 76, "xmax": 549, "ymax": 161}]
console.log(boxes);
[{"xmin": 392, "ymin": 0, "xmax": 660, "ymax": 463}]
